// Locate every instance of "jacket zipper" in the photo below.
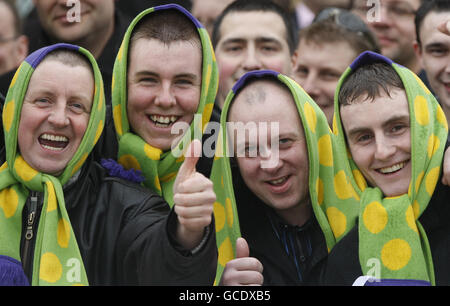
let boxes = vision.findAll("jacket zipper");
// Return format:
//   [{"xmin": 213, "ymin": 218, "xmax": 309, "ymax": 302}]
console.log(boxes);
[{"xmin": 21, "ymin": 191, "xmax": 38, "ymax": 275}]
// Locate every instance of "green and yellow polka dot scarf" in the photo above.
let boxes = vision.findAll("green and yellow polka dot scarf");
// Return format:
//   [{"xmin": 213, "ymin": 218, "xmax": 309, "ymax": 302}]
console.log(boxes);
[
  {"xmin": 111, "ymin": 4, "xmax": 218, "ymax": 207},
  {"xmin": 333, "ymin": 52, "xmax": 448, "ymax": 284},
  {"xmin": 211, "ymin": 70, "xmax": 361, "ymax": 283},
  {"xmin": 0, "ymin": 43, "xmax": 105, "ymax": 285}
]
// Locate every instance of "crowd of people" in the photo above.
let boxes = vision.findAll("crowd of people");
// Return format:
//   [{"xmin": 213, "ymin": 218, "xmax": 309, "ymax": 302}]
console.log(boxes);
[{"xmin": 0, "ymin": 0, "xmax": 449, "ymax": 287}]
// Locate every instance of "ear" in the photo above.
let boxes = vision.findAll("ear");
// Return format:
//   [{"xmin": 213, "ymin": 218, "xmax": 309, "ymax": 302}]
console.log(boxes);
[
  {"xmin": 291, "ymin": 50, "xmax": 298, "ymax": 69},
  {"xmin": 14, "ymin": 35, "xmax": 29, "ymax": 67},
  {"xmin": 413, "ymin": 40, "xmax": 424, "ymax": 67}
]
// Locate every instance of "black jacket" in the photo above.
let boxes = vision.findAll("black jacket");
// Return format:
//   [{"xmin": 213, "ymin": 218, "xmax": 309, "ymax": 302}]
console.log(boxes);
[
  {"xmin": 320, "ymin": 179, "xmax": 450, "ymax": 286},
  {"xmin": 20, "ymin": 157, "xmax": 217, "ymax": 285}
]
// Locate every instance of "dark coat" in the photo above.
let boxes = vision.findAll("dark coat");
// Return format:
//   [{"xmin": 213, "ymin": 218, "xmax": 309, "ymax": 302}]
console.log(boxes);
[{"xmin": 20, "ymin": 158, "xmax": 217, "ymax": 285}]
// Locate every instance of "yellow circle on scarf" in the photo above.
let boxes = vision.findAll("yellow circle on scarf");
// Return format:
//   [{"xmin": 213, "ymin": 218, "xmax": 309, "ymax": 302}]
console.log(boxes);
[
  {"xmin": 436, "ymin": 106, "xmax": 448, "ymax": 129},
  {"xmin": 218, "ymin": 237, "xmax": 234, "ymax": 267},
  {"xmin": 113, "ymin": 105, "xmax": 123, "ymax": 136},
  {"xmin": 363, "ymin": 201, "xmax": 388, "ymax": 234},
  {"xmin": 352, "ymin": 169, "xmax": 367, "ymax": 191},
  {"xmin": 381, "ymin": 239, "xmax": 411, "ymax": 271},
  {"xmin": 144, "ymin": 144, "xmax": 162, "ymax": 161},
  {"xmin": 316, "ymin": 178, "xmax": 324, "ymax": 205},
  {"xmin": 226, "ymin": 198, "xmax": 234, "ymax": 228},
  {"xmin": 3, "ymin": 100, "xmax": 15, "ymax": 133},
  {"xmin": 405, "ymin": 206, "xmax": 418, "ymax": 234},
  {"xmin": 414, "ymin": 96, "xmax": 429, "ymax": 126},
  {"xmin": 425, "ymin": 167, "xmax": 440, "ymax": 196},
  {"xmin": 326, "ymin": 207, "xmax": 347, "ymax": 238},
  {"xmin": 45, "ymin": 181, "xmax": 57, "ymax": 212},
  {"xmin": 303, "ymin": 102, "xmax": 317, "ymax": 133},
  {"xmin": 0, "ymin": 187, "xmax": 19, "ymax": 218},
  {"xmin": 427, "ymin": 134, "xmax": 440, "ymax": 158},
  {"xmin": 57, "ymin": 218, "xmax": 71, "ymax": 248},
  {"xmin": 39, "ymin": 252, "xmax": 63, "ymax": 283},
  {"xmin": 334, "ymin": 171, "xmax": 354, "ymax": 200},
  {"xmin": 213, "ymin": 202, "xmax": 226, "ymax": 232},
  {"xmin": 118, "ymin": 154, "xmax": 141, "ymax": 171},
  {"xmin": 318, "ymin": 134, "xmax": 333, "ymax": 167},
  {"xmin": 14, "ymin": 156, "xmax": 38, "ymax": 181}
]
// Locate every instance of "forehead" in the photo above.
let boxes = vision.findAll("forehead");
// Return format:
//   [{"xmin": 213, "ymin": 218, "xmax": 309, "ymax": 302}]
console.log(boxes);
[
  {"xmin": 128, "ymin": 38, "xmax": 202, "ymax": 73},
  {"xmin": 420, "ymin": 11, "xmax": 450, "ymax": 42},
  {"xmin": 296, "ymin": 40, "xmax": 358, "ymax": 69},
  {"xmin": 219, "ymin": 11, "xmax": 288, "ymax": 44},
  {"xmin": 229, "ymin": 80, "xmax": 300, "ymax": 125},
  {"xmin": 355, "ymin": 0, "xmax": 420, "ymax": 6}
]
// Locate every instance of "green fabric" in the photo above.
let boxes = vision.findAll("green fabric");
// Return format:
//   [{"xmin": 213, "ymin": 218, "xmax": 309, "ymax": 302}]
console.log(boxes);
[
  {"xmin": 0, "ymin": 45, "xmax": 106, "ymax": 285},
  {"xmin": 210, "ymin": 71, "xmax": 360, "ymax": 283},
  {"xmin": 333, "ymin": 55, "xmax": 448, "ymax": 283},
  {"xmin": 111, "ymin": 7, "xmax": 218, "ymax": 207}
]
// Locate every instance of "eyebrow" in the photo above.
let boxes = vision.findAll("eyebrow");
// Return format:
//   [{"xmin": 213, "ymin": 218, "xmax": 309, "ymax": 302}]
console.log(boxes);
[
  {"xmin": 221, "ymin": 36, "xmax": 283, "ymax": 45},
  {"xmin": 424, "ymin": 42, "xmax": 449, "ymax": 50},
  {"xmin": 134, "ymin": 70, "xmax": 199, "ymax": 81}
]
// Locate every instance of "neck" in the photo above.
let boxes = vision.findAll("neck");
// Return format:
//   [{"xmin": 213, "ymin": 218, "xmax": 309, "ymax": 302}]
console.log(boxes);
[
  {"xmin": 276, "ymin": 200, "xmax": 312, "ymax": 227},
  {"xmin": 405, "ymin": 56, "xmax": 422, "ymax": 75},
  {"xmin": 76, "ymin": 21, "xmax": 114, "ymax": 59}
]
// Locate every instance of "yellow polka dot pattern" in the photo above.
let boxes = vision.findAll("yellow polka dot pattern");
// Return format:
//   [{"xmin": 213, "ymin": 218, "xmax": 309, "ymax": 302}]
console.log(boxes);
[
  {"xmin": 211, "ymin": 71, "xmax": 361, "ymax": 284},
  {"xmin": 0, "ymin": 44, "xmax": 106, "ymax": 285},
  {"xmin": 332, "ymin": 57, "xmax": 448, "ymax": 283},
  {"xmin": 110, "ymin": 6, "xmax": 220, "ymax": 283}
]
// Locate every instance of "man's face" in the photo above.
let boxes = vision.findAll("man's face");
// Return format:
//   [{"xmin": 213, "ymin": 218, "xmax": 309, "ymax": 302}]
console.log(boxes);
[
  {"xmin": 18, "ymin": 60, "xmax": 94, "ymax": 176},
  {"xmin": 0, "ymin": 2, "xmax": 27, "ymax": 74},
  {"xmin": 191, "ymin": 0, "xmax": 234, "ymax": 36},
  {"xmin": 228, "ymin": 81, "xmax": 310, "ymax": 221},
  {"xmin": 127, "ymin": 38, "xmax": 202, "ymax": 151},
  {"xmin": 215, "ymin": 11, "xmax": 293, "ymax": 108},
  {"xmin": 416, "ymin": 11, "xmax": 450, "ymax": 111},
  {"xmin": 352, "ymin": 0, "xmax": 420, "ymax": 67},
  {"xmin": 340, "ymin": 88, "xmax": 412, "ymax": 197},
  {"xmin": 33, "ymin": 0, "xmax": 114, "ymax": 42},
  {"xmin": 292, "ymin": 40, "xmax": 358, "ymax": 126}
]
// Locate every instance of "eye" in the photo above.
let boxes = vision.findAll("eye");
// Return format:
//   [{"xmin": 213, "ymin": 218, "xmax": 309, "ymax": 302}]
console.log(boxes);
[
  {"xmin": 390, "ymin": 123, "xmax": 407, "ymax": 134},
  {"xmin": 356, "ymin": 133, "xmax": 373, "ymax": 144},
  {"xmin": 294, "ymin": 66, "xmax": 308, "ymax": 78},
  {"xmin": 427, "ymin": 47, "xmax": 448, "ymax": 58},
  {"xmin": 320, "ymin": 70, "xmax": 341, "ymax": 81},
  {"xmin": 35, "ymin": 97, "xmax": 51, "ymax": 105},
  {"xmin": 68, "ymin": 101, "xmax": 89, "ymax": 114},
  {"xmin": 279, "ymin": 138, "xmax": 292, "ymax": 148}
]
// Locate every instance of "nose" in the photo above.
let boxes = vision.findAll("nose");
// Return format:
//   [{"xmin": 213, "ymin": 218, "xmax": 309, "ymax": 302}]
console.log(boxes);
[
  {"xmin": 374, "ymin": 135, "xmax": 396, "ymax": 161},
  {"xmin": 259, "ymin": 145, "xmax": 283, "ymax": 172},
  {"xmin": 48, "ymin": 102, "xmax": 70, "ymax": 128},
  {"xmin": 242, "ymin": 46, "xmax": 262, "ymax": 71},
  {"xmin": 371, "ymin": 5, "xmax": 393, "ymax": 27},
  {"xmin": 154, "ymin": 81, "xmax": 176, "ymax": 108},
  {"xmin": 301, "ymin": 73, "xmax": 320, "ymax": 100}
]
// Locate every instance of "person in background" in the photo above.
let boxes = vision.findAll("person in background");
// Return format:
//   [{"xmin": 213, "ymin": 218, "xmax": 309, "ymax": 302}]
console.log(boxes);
[
  {"xmin": 414, "ymin": 0, "xmax": 450, "ymax": 127},
  {"xmin": 292, "ymin": 7, "xmax": 379, "ymax": 126}
]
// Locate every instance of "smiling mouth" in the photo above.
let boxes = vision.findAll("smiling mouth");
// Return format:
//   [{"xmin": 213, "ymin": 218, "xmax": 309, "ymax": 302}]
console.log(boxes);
[
  {"xmin": 39, "ymin": 133, "xmax": 69, "ymax": 151},
  {"xmin": 267, "ymin": 175, "xmax": 289, "ymax": 186},
  {"xmin": 149, "ymin": 115, "xmax": 179, "ymax": 128},
  {"xmin": 377, "ymin": 161, "xmax": 406, "ymax": 174}
]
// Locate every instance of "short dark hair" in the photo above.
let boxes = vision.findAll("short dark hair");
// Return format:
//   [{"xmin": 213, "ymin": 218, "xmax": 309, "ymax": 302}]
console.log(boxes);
[
  {"xmin": 130, "ymin": 9, "xmax": 200, "ymax": 49},
  {"xmin": 299, "ymin": 19, "xmax": 379, "ymax": 55},
  {"xmin": 415, "ymin": 0, "xmax": 450, "ymax": 47},
  {"xmin": 211, "ymin": 0, "xmax": 297, "ymax": 55},
  {"xmin": 338, "ymin": 62, "xmax": 404, "ymax": 106}
]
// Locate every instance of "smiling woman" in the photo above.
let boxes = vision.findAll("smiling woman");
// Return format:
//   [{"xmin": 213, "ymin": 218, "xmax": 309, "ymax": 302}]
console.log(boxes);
[{"xmin": 18, "ymin": 50, "xmax": 94, "ymax": 176}]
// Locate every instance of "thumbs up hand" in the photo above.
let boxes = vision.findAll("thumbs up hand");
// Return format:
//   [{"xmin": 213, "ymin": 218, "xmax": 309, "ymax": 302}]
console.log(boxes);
[
  {"xmin": 173, "ymin": 139, "xmax": 216, "ymax": 250},
  {"xmin": 220, "ymin": 238, "xmax": 264, "ymax": 286}
]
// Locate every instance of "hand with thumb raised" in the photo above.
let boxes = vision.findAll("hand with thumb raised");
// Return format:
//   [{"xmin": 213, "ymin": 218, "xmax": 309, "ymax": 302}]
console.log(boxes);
[
  {"xmin": 173, "ymin": 139, "xmax": 216, "ymax": 250},
  {"xmin": 220, "ymin": 237, "xmax": 264, "ymax": 286}
]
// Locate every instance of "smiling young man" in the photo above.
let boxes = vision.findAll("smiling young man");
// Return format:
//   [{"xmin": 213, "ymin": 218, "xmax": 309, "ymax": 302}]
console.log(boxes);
[
  {"xmin": 414, "ymin": 0, "xmax": 450, "ymax": 127},
  {"xmin": 321, "ymin": 51, "xmax": 450, "ymax": 285}
]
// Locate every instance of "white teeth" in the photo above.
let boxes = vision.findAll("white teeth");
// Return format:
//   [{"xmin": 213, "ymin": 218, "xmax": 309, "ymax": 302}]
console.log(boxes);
[
  {"xmin": 379, "ymin": 162, "xmax": 405, "ymax": 174},
  {"xmin": 42, "ymin": 144, "xmax": 64, "ymax": 151},
  {"xmin": 269, "ymin": 177, "xmax": 287, "ymax": 185},
  {"xmin": 150, "ymin": 115, "xmax": 178, "ymax": 125},
  {"xmin": 40, "ymin": 134, "xmax": 68, "ymax": 142}
]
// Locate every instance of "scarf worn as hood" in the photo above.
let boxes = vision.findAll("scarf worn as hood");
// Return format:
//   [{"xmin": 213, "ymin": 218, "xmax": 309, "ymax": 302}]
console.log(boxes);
[
  {"xmin": 0, "ymin": 43, "xmax": 106, "ymax": 285},
  {"xmin": 210, "ymin": 70, "xmax": 360, "ymax": 283},
  {"xmin": 111, "ymin": 4, "xmax": 218, "ymax": 207},
  {"xmin": 333, "ymin": 51, "xmax": 448, "ymax": 285}
]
